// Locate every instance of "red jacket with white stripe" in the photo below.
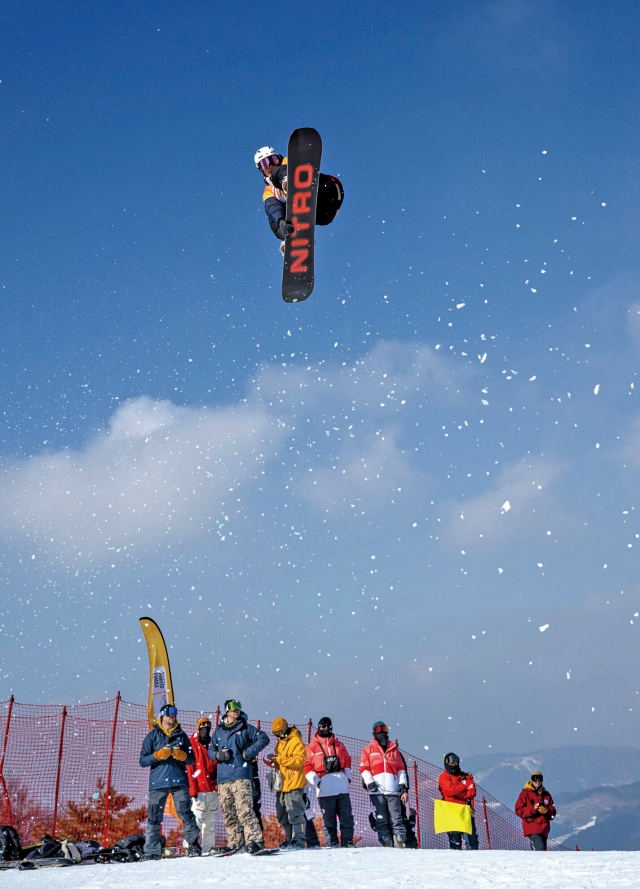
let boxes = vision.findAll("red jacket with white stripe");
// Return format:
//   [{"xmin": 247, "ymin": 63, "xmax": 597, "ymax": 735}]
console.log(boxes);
[{"xmin": 359, "ymin": 739, "xmax": 408, "ymax": 795}]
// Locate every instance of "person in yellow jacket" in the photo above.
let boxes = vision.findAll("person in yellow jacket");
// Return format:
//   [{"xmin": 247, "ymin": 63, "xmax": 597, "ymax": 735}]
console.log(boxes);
[{"xmin": 266, "ymin": 718, "xmax": 308, "ymax": 850}]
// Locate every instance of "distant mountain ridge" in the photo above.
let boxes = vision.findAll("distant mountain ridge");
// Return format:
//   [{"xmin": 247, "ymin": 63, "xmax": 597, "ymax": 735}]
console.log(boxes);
[{"xmin": 553, "ymin": 781, "xmax": 640, "ymax": 850}]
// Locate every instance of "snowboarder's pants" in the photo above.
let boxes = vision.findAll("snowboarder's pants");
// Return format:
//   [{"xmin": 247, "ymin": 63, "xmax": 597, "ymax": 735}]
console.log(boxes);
[
  {"xmin": 144, "ymin": 786, "xmax": 200, "ymax": 856},
  {"xmin": 529, "ymin": 833, "xmax": 547, "ymax": 851},
  {"xmin": 218, "ymin": 779, "xmax": 263, "ymax": 849},
  {"xmin": 447, "ymin": 815, "xmax": 479, "ymax": 850},
  {"xmin": 190, "ymin": 791, "xmax": 219, "ymax": 852},
  {"xmin": 304, "ymin": 793, "xmax": 321, "ymax": 847},
  {"xmin": 276, "ymin": 788, "xmax": 306, "ymax": 845},
  {"xmin": 370, "ymin": 793, "xmax": 406, "ymax": 844},
  {"xmin": 319, "ymin": 792, "xmax": 354, "ymax": 846}
]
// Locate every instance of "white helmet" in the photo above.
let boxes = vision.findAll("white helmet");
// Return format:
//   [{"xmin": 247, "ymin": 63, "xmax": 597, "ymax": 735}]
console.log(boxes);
[{"xmin": 254, "ymin": 146, "xmax": 282, "ymax": 172}]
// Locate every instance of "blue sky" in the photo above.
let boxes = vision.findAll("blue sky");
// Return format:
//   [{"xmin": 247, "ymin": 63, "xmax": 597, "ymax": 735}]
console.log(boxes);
[{"xmin": 1, "ymin": 0, "xmax": 640, "ymax": 762}]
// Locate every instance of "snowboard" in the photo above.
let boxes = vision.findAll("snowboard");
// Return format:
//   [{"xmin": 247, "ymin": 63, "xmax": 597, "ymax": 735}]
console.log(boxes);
[
  {"xmin": 282, "ymin": 127, "xmax": 322, "ymax": 303},
  {"xmin": 0, "ymin": 858, "xmax": 76, "ymax": 870}
]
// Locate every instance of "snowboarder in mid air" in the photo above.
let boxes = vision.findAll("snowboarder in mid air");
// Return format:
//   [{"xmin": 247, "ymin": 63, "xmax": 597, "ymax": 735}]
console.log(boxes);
[{"xmin": 255, "ymin": 145, "xmax": 344, "ymax": 254}]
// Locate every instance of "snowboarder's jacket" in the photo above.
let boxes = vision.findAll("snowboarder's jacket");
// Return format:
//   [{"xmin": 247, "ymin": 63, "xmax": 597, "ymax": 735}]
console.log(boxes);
[
  {"xmin": 187, "ymin": 721, "xmax": 218, "ymax": 795},
  {"xmin": 262, "ymin": 157, "xmax": 288, "ymax": 237},
  {"xmin": 438, "ymin": 770, "xmax": 477, "ymax": 809},
  {"xmin": 515, "ymin": 782, "xmax": 556, "ymax": 838},
  {"xmin": 272, "ymin": 726, "xmax": 307, "ymax": 793},
  {"xmin": 208, "ymin": 715, "xmax": 269, "ymax": 786},
  {"xmin": 139, "ymin": 720, "xmax": 194, "ymax": 790},
  {"xmin": 305, "ymin": 732, "xmax": 352, "ymax": 798},
  {"xmin": 359, "ymin": 738, "xmax": 408, "ymax": 795}
]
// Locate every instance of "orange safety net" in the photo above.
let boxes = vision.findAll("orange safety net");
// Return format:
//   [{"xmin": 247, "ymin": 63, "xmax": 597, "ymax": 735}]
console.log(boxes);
[{"xmin": 0, "ymin": 696, "xmax": 569, "ymax": 851}]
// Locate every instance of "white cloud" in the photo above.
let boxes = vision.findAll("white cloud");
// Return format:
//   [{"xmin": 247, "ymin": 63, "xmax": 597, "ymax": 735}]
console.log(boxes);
[{"xmin": 0, "ymin": 396, "xmax": 281, "ymax": 567}]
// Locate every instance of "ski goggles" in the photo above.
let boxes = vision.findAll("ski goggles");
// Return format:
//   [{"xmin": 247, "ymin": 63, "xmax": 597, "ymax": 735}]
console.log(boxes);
[
  {"xmin": 160, "ymin": 705, "xmax": 178, "ymax": 717},
  {"xmin": 258, "ymin": 154, "xmax": 280, "ymax": 173},
  {"xmin": 373, "ymin": 723, "xmax": 388, "ymax": 734},
  {"xmin": 531, "ymin": 775, "xmax": 543, "ymax": 783},
  {"xmin": 226, "ymin": 700, "xmax": 242, "ymax": 712}
]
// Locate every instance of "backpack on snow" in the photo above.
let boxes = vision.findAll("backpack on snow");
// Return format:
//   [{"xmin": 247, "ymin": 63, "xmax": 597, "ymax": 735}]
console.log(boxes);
[
  {"xmin": 73, "ymin": 839, "xmax": 102, "ymax": 860},
  {"xmin": 0, "ymin": 825, "xmax": 23, "ymax": 861}
]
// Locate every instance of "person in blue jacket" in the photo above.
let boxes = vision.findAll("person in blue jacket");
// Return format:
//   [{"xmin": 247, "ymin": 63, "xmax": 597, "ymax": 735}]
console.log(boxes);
[
  {"xmin": 139, "ymin": 703, "xmax": 202, "ymax": 859},
  {"xmin": 209, "ymin": 699, "xmax": 269, "ymax": 854}
]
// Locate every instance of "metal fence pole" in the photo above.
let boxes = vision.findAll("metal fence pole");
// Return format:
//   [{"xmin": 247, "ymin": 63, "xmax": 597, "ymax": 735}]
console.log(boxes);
[
  {"xmin": 51, "ymin": 706, "xmax": 67, "ymax": 836},
  {"xmin": 103, "ymin": 692, "xmax": 121, "ymax": 847},
  {"xmin": 307, "ymin": 719, "xmax": 312, "ymax": 743},
  {"xmin": 412, "ymin": 760, "xmax": 421, "ymax": 849},
  {"xmin": 481, "ymin": 796, "xmax": 492, "ymax": 850},
  {"xmin": 0, "ymin": 695, "xmax": 15, "ymax": 825},
  {"xmin": 215, "ymin": 705, "xmax": 220, "ymax": 728}
]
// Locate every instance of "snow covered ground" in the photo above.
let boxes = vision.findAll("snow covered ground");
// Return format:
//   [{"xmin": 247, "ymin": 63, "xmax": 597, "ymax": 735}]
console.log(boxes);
[{"xmin": 3, "ymin": 849, "xmax": 640, "ymax": 889}]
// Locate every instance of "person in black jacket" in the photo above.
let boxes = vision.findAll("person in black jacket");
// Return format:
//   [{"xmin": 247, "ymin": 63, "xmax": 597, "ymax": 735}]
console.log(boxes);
[
  {"xmin": 208, "ymin": 699, "xmax": 269, "ymax": 854},
  {"xmin": 139, "ymin": 703, "xmax": 202, "ymax": 860}
]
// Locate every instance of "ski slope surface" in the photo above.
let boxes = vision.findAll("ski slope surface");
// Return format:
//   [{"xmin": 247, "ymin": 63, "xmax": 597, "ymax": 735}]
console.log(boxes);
[{"xmin": 3, "ymin": 849, "xmax": 639, "ymax": 889}]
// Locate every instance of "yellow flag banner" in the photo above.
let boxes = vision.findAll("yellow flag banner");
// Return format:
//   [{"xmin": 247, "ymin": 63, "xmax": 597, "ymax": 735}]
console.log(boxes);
[
  {"xmin": 139, "ymin": 616, "xmax": 174, "ymax": 730},
  {"xmin": 433, "ymin": 799, "xmax": 473, "ymax": 835},
  {"xmin": 139, "ymin": 617, "xmax": 180, "ymax": 825}
]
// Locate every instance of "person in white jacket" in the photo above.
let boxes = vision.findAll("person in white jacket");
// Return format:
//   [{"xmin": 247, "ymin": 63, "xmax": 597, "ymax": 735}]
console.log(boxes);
[{"xmin": 304, "ymin": 717, "xmax": 354, "ymax": 847}]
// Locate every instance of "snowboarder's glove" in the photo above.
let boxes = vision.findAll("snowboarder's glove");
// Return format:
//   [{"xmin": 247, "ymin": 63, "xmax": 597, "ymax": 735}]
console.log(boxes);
[
  {"xmin": 536, "ymin": 805, "xmax": 548, "ymax": 814},
  {"xmin": 172, "ymin": 748, "xmax": 188, "ymax": 762},
  {"xmin": 398, "ymin": 784, "xmax": 408, "ymax": 796},
  {"xmin": 241, "ymin": 750, "xmax": 252, "ymax": 762},
  {"xmin": 366, "ymin": 781, "xmax": 377, "ymax": 792},
  {"xmin": 215, "ymin": 748, "xmax": 232, "ymax": 763},
  {"xmin": 154, "ymin": 747, "xmax": 171, "ymax": 761},
  {"xmin": 282, "ymin": 177, "xmax": 287, "ymax": 194},
  {"xmin": 276, "ymin": 219, "xmax": 294, "ymax": 240}
]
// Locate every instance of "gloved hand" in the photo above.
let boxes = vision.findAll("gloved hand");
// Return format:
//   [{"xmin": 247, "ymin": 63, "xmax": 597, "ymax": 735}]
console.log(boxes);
[
  {"xmin": 241, "ymin": 750, "xmax": 252, "ymax": 762},
  {"xmin": 154, "ymin": 747, "xmax": 171, "ymax": 761},
  {"xmin": 276, "ymin": 218, "xmax": 294, "ymax": 240},
  {"xmin": 215, "ymin": 748, "xmax": 232, "ymax": 763},
  {"xmin": 282, "ymin": 177, "xmax": 288, "ymax": 194},
  {"xmin": 366, "ymin": 781, "xmax": 377, "ymax": 793},
  {"xmin": 172, "ymin": 747, "xmax": 188, "ymax": 762},
  {"xmin": 536, "ymin": 804, "xmax": 548, "ymax": 814},
  {"xmin": 398, "ymin": 784, "xmax": 408, "ymax": 796}
]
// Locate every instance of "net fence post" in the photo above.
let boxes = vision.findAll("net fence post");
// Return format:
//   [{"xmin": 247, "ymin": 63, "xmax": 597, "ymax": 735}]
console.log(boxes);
[
  {"xmin": 0, "ymin": 695, "xmax": 15, "ymax": 826},
  {"xmin": 52, "ymin": 705, "xmax": 67, "ymax": 836},
  {"xmin": 215, "ymin": 705, "xmax": 220, "ymax": 728},
  {"xmin": 412, "ymin": 760, "xmax": 421, "ymax": 848},
  {"xmin": 103, "ymin": 692, "xmax": 121, "ymax": 848},
  {"xmin": 307, "ymin": 719, "xmax": 312, "ymax": 743},
  {"xmin": 481, "ymin": 796, "xmax": 492, "ymax": 850}
]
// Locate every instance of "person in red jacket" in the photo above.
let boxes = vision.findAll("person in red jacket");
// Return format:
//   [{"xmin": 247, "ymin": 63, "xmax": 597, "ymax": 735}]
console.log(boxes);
[
  {"xmin": 186, "ymin": 717, "xmax": 218, "ymax": 853},
  {"xmin": 360, "ymin": 721, "xmax": 409, "ymax": 848},
  {"xmin": 305, "ymin": 716, "xmax": 354, "ymax": 847},
  {"xmin": 438, "ymin": 752, "xmax": 479, "ymax": 850},
  {"xmin": 515, "ymin": 771, "xmax": 556, "ymax": 850}
]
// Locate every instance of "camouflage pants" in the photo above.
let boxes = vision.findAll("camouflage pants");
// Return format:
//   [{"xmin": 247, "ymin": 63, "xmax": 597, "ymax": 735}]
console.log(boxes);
[{"xmin": 218, "ymin": 779, "xmax": 263, "ymax": 848}]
